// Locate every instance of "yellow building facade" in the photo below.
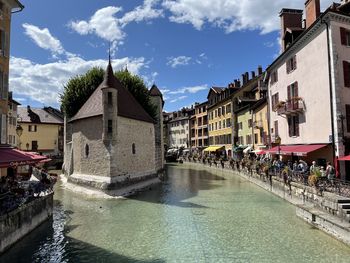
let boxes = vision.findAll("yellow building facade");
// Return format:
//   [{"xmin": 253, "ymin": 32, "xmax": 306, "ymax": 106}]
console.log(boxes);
[
  {"xmin": 17, "ymin": 106, "xmax": 63, "ymax": 155},
  {"xmin": 252, "ymin": 99, "xmax": 269, "ymax": 150},
  {"xmin": 207, "ymin": 87, "xmax": 235, "ymax": 157}
]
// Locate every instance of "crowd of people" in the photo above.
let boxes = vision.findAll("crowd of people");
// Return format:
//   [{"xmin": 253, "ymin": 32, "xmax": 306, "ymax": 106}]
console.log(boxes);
[
  {"xmin": 182, "ymin": 153, "xmax": 337, "ymax": 188},
  {"xmin": 0, "ymin": 166, "xmax": 56, "ymax": 216}
]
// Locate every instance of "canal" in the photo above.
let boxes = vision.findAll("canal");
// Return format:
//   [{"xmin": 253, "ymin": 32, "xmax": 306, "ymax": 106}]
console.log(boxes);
[{"xmin": 1, "ymin": 164, "xmax": 350, "ymax": 262}]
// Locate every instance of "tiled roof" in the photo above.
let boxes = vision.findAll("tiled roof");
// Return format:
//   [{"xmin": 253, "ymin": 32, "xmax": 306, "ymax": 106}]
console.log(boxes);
[
  {"xmin": 18, "ymin": 107, "xmax": 63, "ymax": 124},
  {"xmin": 70, "ymin": 61, "xmax": 155, "ymax": 124}
]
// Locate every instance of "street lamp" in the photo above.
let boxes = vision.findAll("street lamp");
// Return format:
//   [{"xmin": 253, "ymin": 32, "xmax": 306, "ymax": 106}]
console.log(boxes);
[{"xmin": 16, "ymin": 124, "xmax": 23, "ymax": 149}]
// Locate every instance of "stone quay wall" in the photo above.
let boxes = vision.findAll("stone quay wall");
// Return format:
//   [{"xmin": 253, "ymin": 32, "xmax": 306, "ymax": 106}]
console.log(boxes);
[{"xmin": 0, "ymin": 194, "xmax": 53, "ymax": 254}]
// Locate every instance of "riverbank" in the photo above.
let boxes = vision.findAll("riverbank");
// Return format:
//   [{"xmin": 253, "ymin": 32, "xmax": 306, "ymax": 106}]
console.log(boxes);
[
  {"xmin": 0, "ymin": 193, "xmax": 53, "ymax": 254},
  {"xmin": 183, "ymin": 161, "xmax": 350, "ymax": 246}
]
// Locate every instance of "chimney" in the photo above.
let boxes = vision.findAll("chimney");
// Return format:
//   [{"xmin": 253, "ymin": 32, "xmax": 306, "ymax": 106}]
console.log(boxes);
[
  {"xmin": 280, "ymin": 8, "xmax": 303, "ymax": 51},
  {"xmin": 251, "ymin": 71, "xmax": 256, "ymax": 79},
  {"xmin": 241, "ymin": 74, "xmax": 246, "ymax": 85},
  {"xmin": 258, "ymin": 65, "xmax": 263, "ymax": 75},
  {"xmin": 305, "ymin": 0, "xmax": 320, "ymax": 29},
  {"xmin": 245, "ymin": 72, "xmax": 249, "ymax": 83}
]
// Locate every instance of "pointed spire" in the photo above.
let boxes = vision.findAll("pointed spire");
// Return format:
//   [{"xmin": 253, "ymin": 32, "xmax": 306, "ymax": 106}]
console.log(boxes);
[
  {"xmin": 101, "ymin": 51, "xmax": 115, "ymax": 89},
  {"xmin": 124, "ymin": 64, "xmax": 129, "ymax": 73}
]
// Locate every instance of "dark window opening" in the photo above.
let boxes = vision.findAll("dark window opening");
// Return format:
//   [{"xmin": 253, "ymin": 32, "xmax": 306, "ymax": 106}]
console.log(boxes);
[
  {"xmin": 288, "ymin": 115, "xmax": 299, "ymax": 137},
  {"xmin": 32, "ymin": 140, "xmax": 38, "ymax": 151},
  {"xmin": 85, "ymin": 144, "xmax": 89, "ymax": 158},
  {"xmin": 132, "ymin": 143, "xmax": 136, "ymax": 154},
  {"xmin": 108, "ymin": 120, "xmax": 113, "ymax": 134},
  {"xmin": 107, "ymin": 92, "xmax": 113, "ymax": 106}
]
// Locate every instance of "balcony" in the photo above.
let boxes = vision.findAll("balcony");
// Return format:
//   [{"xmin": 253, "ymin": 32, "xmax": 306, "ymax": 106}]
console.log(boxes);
[{"xmin": 275, "ymin": 98, "xmax": 304, "ymax": 115}]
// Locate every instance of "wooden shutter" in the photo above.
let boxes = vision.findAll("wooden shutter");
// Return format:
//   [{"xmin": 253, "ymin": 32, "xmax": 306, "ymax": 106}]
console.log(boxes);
[
  {"xmin": 295, "ymin": 115, "xmax": 300, "ymax": 137},
  {"xmin": 293, "ymin": 55, "xmax": 297, "ymax": 70},
  {"xmin": 344, "ymin": 61, "xmax": 350, "ymax": 87},
  {"xmin": 294, "ymin": 81, "xmax": 298, "ymax": 97},
  {"xmin": 340, "ymin": 27, "xmax": 347, "ymax": 45},
  {"xmin": 0, "ymin": 114, "xmax": 6, "ymax": 144},
  {"xmin": 287, "ymin": 85, "xmax": 291, "ymax": 100},
  {"xmin": 274, "ymin": 120, "xmax": 278, "ymax": 137},
  {"xmin": 0, "ymin": 70, "xmax": 3, "ymax": 99},
  {"xmin": 3, "ymin": 73, "xmax": 8, "ymax": 99},
  {"xmin": 286, "ymin": 60, "xmax": 290, "ymax": 74},
  {"xmin": 346, "ymin": 104, "xmax": 350, "ymax": 132},
  {"xmin": 288, "ymin": 117, "xmax": 292, "ymax": 137}
]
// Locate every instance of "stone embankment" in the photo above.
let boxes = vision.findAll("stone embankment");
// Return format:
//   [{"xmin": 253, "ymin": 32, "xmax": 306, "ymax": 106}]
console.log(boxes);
[
  {"xmin": 184, "ymin": 161, "xmax": 350, "ymax": 246},
  {"xmin": 0, "ymin": 194, "xmax": 53, "ymax": 254}
]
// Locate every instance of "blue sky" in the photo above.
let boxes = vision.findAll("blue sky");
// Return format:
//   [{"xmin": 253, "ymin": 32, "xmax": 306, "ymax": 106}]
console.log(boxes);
[{"xmin": 9, "ymin": 0, "xmax": 334, "ymax": 112}]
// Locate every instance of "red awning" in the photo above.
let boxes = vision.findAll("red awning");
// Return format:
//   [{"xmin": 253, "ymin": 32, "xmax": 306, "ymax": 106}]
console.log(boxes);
[
  {"xmin": 0, "ymin": 148, "xmax": 49, "ymax": 168},
  {"xmin": 266, "ymin": 144, "xmax": 328, "ymax": 156},
  {"xmin": 338, "ymin": 155, "xmax": 350, "ymax": 161}
]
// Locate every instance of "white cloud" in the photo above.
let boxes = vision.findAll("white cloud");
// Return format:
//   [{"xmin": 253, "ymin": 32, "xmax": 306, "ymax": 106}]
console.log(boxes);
[
  {"xmin": 9, "ymin": 56, "xmax": 147, "ymax": 105},
  {"xmin": 23, "ymin": 23, "xmax": 65, "ymax": 55},
  {"xmin": 120, "ymin": 0, "xmax": 163, "ymax": 25},
  {"xmin": 69, "ymin": 1, "xmax": 163, "ymax": 53},
  {"xmin": 162, "ymin": 0, "xmax": 335, "ymax": 34},
  {"xmin": 170, "ymin": 95, "xmax": 187, "ymax": 103},
  {"xmin": 169, "ymin": 84, "xmax": 208, "ymax": 94},
  {"xmin": 167, "ymin": 56, "xmax": 192, "ymax": 68}
]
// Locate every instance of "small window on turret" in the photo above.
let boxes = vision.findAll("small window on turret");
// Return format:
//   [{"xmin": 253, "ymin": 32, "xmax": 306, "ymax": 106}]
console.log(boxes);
[
  {"xmin": 108, "ymin": 120, "xmax": 113, "ymax": 134},
  {"xmin": 85, "ymin": 144, "xmax": 89, "ymax": 158},
  {"xmin": 132, "ymin": 143, "xmax": 136, "ymax": 154},
  {"xmin": 107, "ymin": 92, "xmax": 113, "ymax": 106}
]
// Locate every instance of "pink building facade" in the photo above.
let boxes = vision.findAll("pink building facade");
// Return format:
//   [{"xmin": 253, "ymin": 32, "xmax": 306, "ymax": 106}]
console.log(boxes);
[{"xmin": 268, "ymin": 0, "xmax": 350, "ymax": 180}]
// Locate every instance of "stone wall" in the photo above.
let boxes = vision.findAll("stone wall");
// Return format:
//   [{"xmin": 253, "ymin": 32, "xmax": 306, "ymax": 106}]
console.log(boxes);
[
  {"xmin": 116, "ymin": 116, "xmax": 156, "ymax": 177},
  {"xmin": 0, "ymin": 194, "xmax": 53, "ymax": 254}
]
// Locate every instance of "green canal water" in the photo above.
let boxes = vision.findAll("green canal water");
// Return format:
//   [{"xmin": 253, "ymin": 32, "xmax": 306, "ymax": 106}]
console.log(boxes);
[{"xmin": 1, "ymin": 164, "xmax": 350, "ymax": 263}]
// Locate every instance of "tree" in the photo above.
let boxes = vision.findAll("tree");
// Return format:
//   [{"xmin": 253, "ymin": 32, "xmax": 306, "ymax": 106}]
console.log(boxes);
[{"xmin": 60, "ymin": 68, "xmax": 156, "ymax": 119}]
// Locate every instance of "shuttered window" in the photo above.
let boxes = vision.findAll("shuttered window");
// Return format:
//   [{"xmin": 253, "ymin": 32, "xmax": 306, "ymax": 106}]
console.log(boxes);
[
  {"xmin": 288, "ymin": 116, "xmax": 299, "ymax": 137},
  {"xmin": 274, "ymin": 120, "xmax": 279, "ymax": 137},
  {"xmin": 271, "ymin": 93, "xmax": 279, "ymax": 109},
  {"xmin": 286, "ymin": 55, "xmax": 297, "ymax": 74},
  {"xmin": 340, "ymin": 27, "xmax": 350, "ymax": 46},
  {"xmin": 346, "ymin": 104, "xmax": 350, "ymax": 132},
  {"xmin": 343, "ymin": 61, "xmax": 350, "ymax": 88},
  {"xmin": 0, "ymin": 114, "xmax": 6, "ymax": 144}
]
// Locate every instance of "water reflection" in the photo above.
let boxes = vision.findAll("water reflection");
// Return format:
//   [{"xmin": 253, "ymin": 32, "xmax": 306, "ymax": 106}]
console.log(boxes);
[{"xmin": 1, "ymin": 164, "xmax": 350, "ymax": 263}]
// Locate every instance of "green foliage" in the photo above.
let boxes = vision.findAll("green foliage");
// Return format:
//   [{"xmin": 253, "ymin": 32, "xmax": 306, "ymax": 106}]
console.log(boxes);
[
  {"xmin": 60, "ymin": 68, "xmax": 157, "ymax": 119},
  {"xmin": 60, "ymin": 67, "xmax": 104, "ymax": 118}
]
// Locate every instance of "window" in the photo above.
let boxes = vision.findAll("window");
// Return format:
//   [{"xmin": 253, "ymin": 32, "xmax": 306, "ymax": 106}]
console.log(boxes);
[
  {"xmin": 32, "ymin": 141, "xmax": 38, "ymax": 151},
  {"xmin": 255, "ymin": 133, "xmax": 259, "ymax": 144},
  {"xmin": 340, "ymin": 27, "xmax": 350, "ymax": 46},
  {"xmin": 343, "ymin": 61, "xmax": 350, "ymax": 88},
  {"xmin": 215, "ymin": 122, "xmax": 218, "ymax": 130},
  {"xmin": 226, "ymin": 104, "xmax": 231, "ymax": 113},
  {"xmin": 274, "ymin": 120, "xmax": 279, "ymax": 136},
  {"xmin": 223, "ymin": 119, "xmax": 226, "ymax": 128},
  {"xmin": 214, "ymin": 110, "xmax": 217, "ymax": 118},
  {"xmin": 271, "ymin": 93, "xmax": 279, "ymax": 110},
  {"xmin": 222, "ymin": 106, "xmax": 225, "ymax": 115},
  {"xmin": 238, "ymin": 122, "xmax": 242, "ymax": 130},
  {"xmin": 271, "ymin": 70, "xmax": 278, "ymax": 84},
  {"xmin": 107, "ymin": 92, "xmax": 113, "ymax": 106},
  {"xmin": 226, "ymin": 118, "xmax": 231, "ymax": 127},
  {"xmin": 287, "ymin": 82, "xmax": 298, "ymax": 100},
  {"xmin": 346, "ymin": 104, "xmax": 350, "ymax": 132},
  {"xmin": 288, "ymin": 116, "xmax": 299, "ymax": 137},
  {"xmin": 132, "ymin": 143, "xmax": 136, "ymax": 154},
  {"xmin": 286, "ymin": 55, "xmax": 297, "ymax": 73},
  {"xmin": 218, "ymin": 121, "xmax": 221, "ymax": 129},
  {"xmin": 85, "ymin": 144, "xmax": 89, "ymax": 158},
  {"xmin": 218, "ymin": 108, "xmax": 221, "ymax": 116},
  {"xmin": 108, "ymin": 120, "xmax": 113, "ymax": 134},
  {"xmin": 28, "ymin": 125, "xmax": 37, "ymax": 132},
  {"xmin": 248, "ymin": 119, "xmax": 253, "ymax": 128}
]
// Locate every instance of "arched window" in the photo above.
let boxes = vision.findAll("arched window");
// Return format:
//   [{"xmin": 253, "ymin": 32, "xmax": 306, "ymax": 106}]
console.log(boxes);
[
  {"xmin": 132, "ymin": 143, "xmax": 136, "ymax": 155},
  {"xmin": 85, "ymin": 144, "xmax": 89, "ymax": 158}
]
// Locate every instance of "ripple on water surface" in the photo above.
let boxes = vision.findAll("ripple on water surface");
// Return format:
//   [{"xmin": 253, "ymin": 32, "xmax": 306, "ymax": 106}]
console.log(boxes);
[{"xmin": 1, "ymin": 164, "xmax": 350, "ymax": 263}]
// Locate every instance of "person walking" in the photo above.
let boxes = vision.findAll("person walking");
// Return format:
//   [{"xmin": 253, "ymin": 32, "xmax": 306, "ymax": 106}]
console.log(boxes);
[{"xmin": 326, "ymin": 162, "xmax": 335, "ymax": 184}]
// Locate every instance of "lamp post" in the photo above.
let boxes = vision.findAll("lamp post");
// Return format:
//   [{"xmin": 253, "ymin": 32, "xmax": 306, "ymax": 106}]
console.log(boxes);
[{"xmin": 15, "ymin": 125, "xmax": 23, "ymax": 149}]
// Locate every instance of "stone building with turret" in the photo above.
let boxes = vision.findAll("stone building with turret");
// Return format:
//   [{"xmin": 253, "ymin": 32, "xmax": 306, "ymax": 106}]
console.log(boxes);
[{"xmin": 63, "ymin": 60, "xmax": 164, "ymax": 195}]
